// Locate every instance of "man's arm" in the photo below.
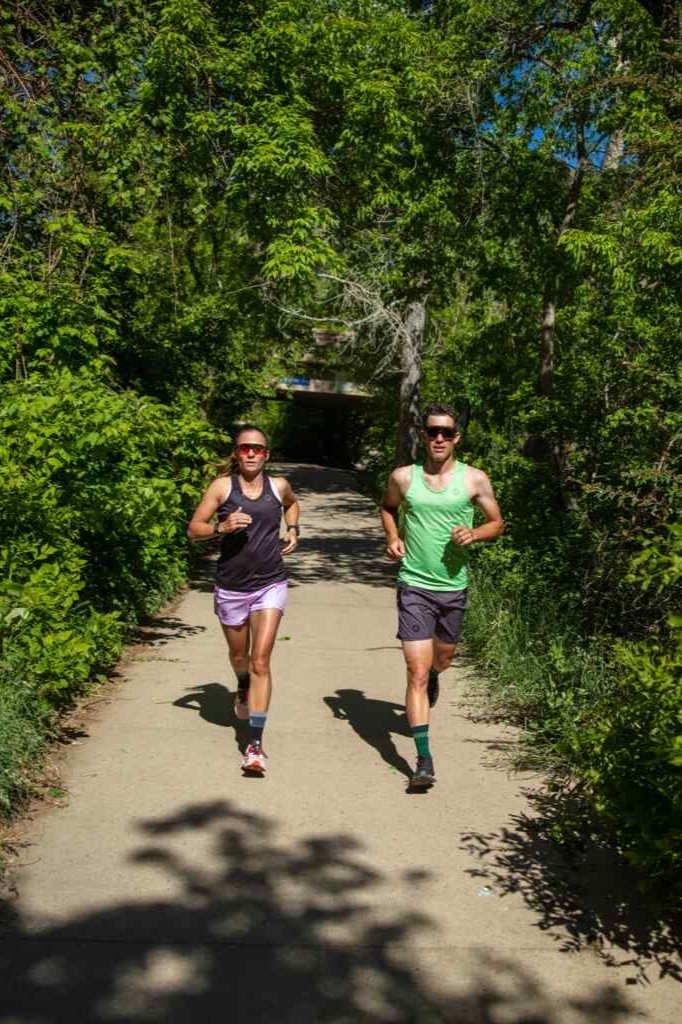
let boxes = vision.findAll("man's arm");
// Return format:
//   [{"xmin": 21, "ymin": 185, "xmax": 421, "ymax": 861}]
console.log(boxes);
[
  {"xmin": 380, "ymin": 467, "xmax": 410, "ymax": 560},
  {"xmin": 452, "ymin": 468, "xmax": 504, "ymax": 547}
]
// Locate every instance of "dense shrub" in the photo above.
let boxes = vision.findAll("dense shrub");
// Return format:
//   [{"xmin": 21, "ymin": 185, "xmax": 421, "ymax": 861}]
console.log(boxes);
[
  {"xmin": 465, "ymin": 526, "xmax": 682, "ymax": 900},
  {"xmin": 0, "ymin": 369, "xmax": 219, "ymax": 813},
  {"xmin": 576, "ymin": 526, "xmax": 682, "ymax": 894}
]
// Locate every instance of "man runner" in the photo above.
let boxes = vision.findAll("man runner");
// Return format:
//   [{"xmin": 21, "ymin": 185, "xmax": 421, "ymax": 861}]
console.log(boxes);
[
  {"xmin": 380, "ymin": 403, "xmax": 504, "ymax": 788},
  {"xmin": 187, "ymin": 425, "xmax": 300, "ymax": 775}
]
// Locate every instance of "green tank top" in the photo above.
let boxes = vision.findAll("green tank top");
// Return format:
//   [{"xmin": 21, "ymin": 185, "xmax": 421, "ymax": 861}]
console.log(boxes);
[{"xmin": 398, "ymin": 462, "xmax": 473, "ymax": 592}]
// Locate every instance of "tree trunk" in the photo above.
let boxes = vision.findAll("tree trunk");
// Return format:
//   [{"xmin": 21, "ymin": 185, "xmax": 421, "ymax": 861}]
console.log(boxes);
[
  {"xmin": 396, "ymin": 300, "xmax": 425, "ymax": 465},
  {"xmin": 603, "ymin": 41, "xmax": 627, "ymax": 171},
  {"xmin": 537, "ymin": 125, "xmax": 588, "ymax": 397},
  {"xmin": 539, "ymin": 280, "xmax": 557, "ymax": 396},
  {"xmin": 603, "ymin": 129, "xmax": 625, "ymax": 170}
]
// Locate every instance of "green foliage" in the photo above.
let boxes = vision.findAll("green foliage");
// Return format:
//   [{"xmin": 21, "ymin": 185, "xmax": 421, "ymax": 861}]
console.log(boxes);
[
  {"xmin": 2, "ymin": 0, "xmax": 682, "ymax": 903},
  {"xmin": 0, "ymin": 368, "xmax": 219, "ymax": 814},
  {"xmin": 464, "ymin": 550, "xmax": 612, "ymax": 770},
  {"xmin": 464, "ymin": 524, "xmax": 682, "ymax": 901},
  {"xmin": 574, "ymin": 526, "xmax": 682, "ymax": 893},
  {"xmin": 0, "ymin": 656, "xmax": 45, "ymax": 815}
]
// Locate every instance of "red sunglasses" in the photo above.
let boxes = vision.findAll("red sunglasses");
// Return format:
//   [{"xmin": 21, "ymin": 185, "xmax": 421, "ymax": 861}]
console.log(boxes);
[{"xmin": 237, "ymin": 442, "xmax": 267, "ymax": 455}]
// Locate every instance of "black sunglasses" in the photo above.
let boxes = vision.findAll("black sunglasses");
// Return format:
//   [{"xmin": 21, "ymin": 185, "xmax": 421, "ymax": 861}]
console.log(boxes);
[{"xmin": 425, "ymin": 426, "xmax": 457, "ymax": 440}]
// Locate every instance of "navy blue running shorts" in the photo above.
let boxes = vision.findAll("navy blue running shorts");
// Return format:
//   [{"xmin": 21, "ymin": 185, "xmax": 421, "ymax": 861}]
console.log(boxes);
[{"xmin": 396, "ymin": 584, "xmax": 468, "ymax": 645}]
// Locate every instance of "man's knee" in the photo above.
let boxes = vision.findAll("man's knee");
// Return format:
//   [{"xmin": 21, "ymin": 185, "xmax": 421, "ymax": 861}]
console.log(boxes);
[
  {"xmin": 434, "ymin": 654, "xmax": 453, "ymax": 673},
  {"xmin": 407, "ymin": 668, "xmax": 429, "ymax": 690},
  {"xmin": 434, "ymin": 644, "xmax": 457, "ymax": 673}
]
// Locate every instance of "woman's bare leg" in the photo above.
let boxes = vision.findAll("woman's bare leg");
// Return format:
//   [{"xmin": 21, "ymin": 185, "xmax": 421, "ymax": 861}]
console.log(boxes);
[{"xmin": 247, "ymin": 608, "xmax": 283, "ymax": 713}]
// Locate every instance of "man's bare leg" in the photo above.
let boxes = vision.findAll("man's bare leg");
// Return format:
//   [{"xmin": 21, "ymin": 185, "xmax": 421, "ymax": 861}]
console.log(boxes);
[
  {"xmin": 403, "ymin": 639, "xmax": 437, "ymax": 786},
  {"xmin": 427, "ymin": 638, "xmax": 457, "ymax": 707}
]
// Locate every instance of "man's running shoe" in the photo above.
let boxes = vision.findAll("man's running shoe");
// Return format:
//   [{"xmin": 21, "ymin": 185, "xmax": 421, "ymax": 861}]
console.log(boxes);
[
  {"xmin": 234, "ymin": 689, "xmax": 249, "ymax": 721},
  {"xmin": 410, "ymin": 755, "xmax": 436, "ymax": 788},
  {"xmin": 427, "ymin": 669, "xmax": 440, "ymax": 708},
  {"xmin": 241, "ymin": 741, "xmax": 267, "ymax": 774}
]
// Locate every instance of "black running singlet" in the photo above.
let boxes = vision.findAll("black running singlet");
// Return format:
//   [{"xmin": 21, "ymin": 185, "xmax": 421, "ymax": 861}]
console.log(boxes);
[{"xmin": 215, "ymin": 474, "xmax": 287, "ymax": 593}]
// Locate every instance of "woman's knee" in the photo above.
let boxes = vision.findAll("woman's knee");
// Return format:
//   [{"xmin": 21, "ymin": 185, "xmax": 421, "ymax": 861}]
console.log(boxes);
[
  {"xmin": 230, "ymin": 651, "xmax": 249, "ymax": 672},
  {"xmin": 250, "ymin": 652, "xmax": 272, "ymax": 677}
]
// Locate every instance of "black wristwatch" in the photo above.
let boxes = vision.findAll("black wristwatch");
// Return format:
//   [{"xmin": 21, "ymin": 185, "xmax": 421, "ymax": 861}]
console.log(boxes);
[{"xmin": 286, "ymin": 524, "xmax": 301, "ymax": 535}]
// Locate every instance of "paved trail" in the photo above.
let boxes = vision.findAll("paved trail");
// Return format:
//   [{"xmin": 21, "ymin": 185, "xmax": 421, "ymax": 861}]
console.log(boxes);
[{"xmin": 1, "ymin": 466, "xmax": 680, "ymax": 1023}]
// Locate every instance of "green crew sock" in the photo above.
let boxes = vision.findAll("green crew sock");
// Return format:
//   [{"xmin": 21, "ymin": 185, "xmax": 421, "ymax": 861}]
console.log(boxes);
[{"xmin": 411, "ymin": 724, "xmax": 431, "ymax": 758}]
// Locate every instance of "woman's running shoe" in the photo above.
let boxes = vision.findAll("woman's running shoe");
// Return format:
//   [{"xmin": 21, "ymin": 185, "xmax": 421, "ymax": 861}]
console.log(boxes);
[
  {"xmin": 234, "ymin": 690, "xmax": 249, "ymax": 721},
  {"xmin": 241, "ymin": 741, "xmax": 267, "ymax": 774}
]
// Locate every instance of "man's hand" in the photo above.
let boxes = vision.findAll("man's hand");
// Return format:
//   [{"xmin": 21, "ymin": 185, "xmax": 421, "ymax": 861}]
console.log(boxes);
[
  {"xmin": 386, "ymin": 538, "xmax": 406, "ymax": 560},
  {"xmin": 451, "ymin": 525, "xmax": 476, "ymax": 546},
  {"xmin": 219, "ymin": 506, "xmax": 252, "ymax": 534}
]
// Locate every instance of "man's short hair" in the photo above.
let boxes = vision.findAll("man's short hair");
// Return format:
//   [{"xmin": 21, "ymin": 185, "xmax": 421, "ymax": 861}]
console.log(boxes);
[{"xmin": 421, "ymin": 403, "xmax": 459, "ymax": 431}]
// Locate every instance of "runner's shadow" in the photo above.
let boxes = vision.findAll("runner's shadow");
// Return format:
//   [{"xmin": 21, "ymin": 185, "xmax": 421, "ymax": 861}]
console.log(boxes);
[
  {"xmin": 324, "ymin": 689, "xmax": 413, "ymax": 780},
  {"xmin": 174, "ymin": 683, "xmax": 249, "ymax": 753}
]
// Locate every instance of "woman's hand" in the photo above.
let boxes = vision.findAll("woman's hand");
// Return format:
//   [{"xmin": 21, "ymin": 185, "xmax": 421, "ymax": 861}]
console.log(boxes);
[
  {"xmin": 218, "ymin": 506, "xmax": 252, "ymax": 534},
  {"xmin": 281, "ymin": 527, "xmax": 298, "ymax": 555}
]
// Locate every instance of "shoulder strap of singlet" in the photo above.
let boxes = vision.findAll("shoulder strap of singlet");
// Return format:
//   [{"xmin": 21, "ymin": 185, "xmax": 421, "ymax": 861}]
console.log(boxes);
[
  {"xmin": 450, "ymin": 460, "xmax": 467, "ymax": 485},
  {"xmin": 217, "ymin": 475, "xmax": 232, "ymax": 506},
  {"xmin": 220, "ymin": 474, "xmax": 240, "ymax": 505},
  {"xmin": 267, "ymin": 474, "xmax": 283, "ymax": 504},
  {"xmin": 404, "ymin": 464, "xmax": 417, "ymax": 496}
]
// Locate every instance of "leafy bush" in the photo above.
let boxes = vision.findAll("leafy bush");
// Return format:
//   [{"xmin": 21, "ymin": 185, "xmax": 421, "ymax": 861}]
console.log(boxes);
[
  {"xmin": 0, "ymin": 368, "xmax": 219, "ymax": 814},
  {"xmin": 465, "ymin": 548, "xmax": 611, "ymax": 771},
  {"xmin": 466, "ymin": 526, "xmax": 682, "ymax": 900},
  {"xmin": 576, "ymin": 526, "xmax": 682, "ymax": 894}
]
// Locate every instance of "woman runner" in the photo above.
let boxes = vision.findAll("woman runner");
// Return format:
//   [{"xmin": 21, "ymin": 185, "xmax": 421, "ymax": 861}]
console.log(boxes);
[{"xmin": 187, "ymin": 425, "xmax": 300, "ymax": 775}]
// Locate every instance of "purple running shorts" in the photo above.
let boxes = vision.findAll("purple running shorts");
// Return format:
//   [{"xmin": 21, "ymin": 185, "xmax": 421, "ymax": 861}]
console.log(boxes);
[{"xmin": 214, "ymin": 580, "xmax": 288, "ymax": 626}]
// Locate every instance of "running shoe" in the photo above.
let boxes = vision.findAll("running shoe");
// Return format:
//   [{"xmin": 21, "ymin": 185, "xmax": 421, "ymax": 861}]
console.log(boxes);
[
  {"xmin": 234, "ymin": 689, "xmax": 249, "ymax": 721},
  {"xmin": 410, "ymin": 755, "xmax": 436, "ymax": 788},
  {"xmin": 427, "ymin": 669, "xmax": 440, "ymax": 708},
  {"xmin": 241, "ymin": 741, "xmax": 267, "ymax": 774}
]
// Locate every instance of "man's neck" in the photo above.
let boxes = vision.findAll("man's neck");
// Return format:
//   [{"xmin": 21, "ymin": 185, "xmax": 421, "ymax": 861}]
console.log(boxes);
[{"xmin": 423, "ymin": 455, "xmax": 456, "ymax": 477}]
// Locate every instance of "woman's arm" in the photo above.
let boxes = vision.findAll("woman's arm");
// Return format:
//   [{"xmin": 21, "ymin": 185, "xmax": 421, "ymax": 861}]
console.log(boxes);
[{"xmin": 187, "ymin": 478, "xmax": 251, "ymax": 541}]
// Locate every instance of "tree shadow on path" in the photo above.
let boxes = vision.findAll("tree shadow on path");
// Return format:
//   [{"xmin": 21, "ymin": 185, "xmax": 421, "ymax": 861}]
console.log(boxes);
[
  {"xmin": 461, "ymin": 786, "xmax": 682, "ymax": 989},
  {"xmin": 324, "ymin": 688, "xmax": 414, "ymax": 780},
  {"xmin": 1, "ymin": 800, "xmax": 637, "ymax": 1023}
]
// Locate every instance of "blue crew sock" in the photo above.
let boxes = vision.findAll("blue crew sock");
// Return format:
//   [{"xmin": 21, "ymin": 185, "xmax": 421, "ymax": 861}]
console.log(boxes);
[{"xmin": 249, "ymin": 712, "xmax": 267, "ymax": 745}]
